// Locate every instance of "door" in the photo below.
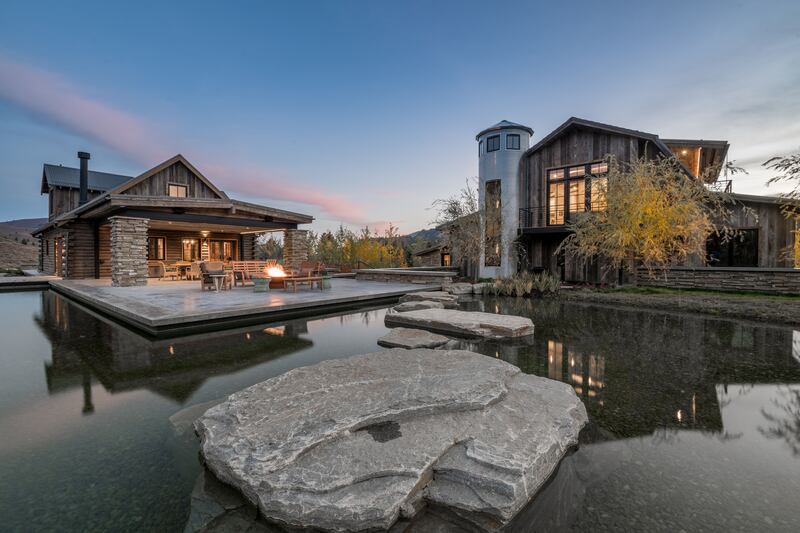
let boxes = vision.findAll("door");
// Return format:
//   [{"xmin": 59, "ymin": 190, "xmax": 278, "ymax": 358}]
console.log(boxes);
[{"xmin": 54, "ymin": 237, "xmax": 63, "ymax": 276}]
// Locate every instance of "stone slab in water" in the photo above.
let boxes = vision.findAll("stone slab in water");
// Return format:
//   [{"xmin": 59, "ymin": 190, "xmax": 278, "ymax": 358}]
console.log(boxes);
[
  {"xmin": 385, "ymin": 308, "xmax": 535, "ymax": 339},
  {"xmin": 399, "ymin": 291, "xmax": 459, "ymax": 308},
  {"xmin": 446, "ymin": 282, "xmax": 474, "ymax": 295},
  {"xmin": 377, "ymin": 327, "xmax": 450, "ymax": 349},
  {"xmin": 392, "ymin": 300, "xmax": 445, "ymax": 312},
  {"xmin": 195, "ymin": 349, "xmax": 585, "ymax": 531}
]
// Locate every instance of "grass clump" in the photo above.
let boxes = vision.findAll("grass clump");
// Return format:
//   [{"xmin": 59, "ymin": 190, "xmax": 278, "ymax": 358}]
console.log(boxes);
[{"xmin": 489, "ymin": 271, "xmax": 561, "ymax": 298}]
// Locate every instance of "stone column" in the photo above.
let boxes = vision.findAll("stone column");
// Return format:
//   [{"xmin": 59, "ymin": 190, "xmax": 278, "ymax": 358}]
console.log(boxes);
[
  {"xmin": 283, "ymin": 229, "xmax": 309, "ymax": 271},
  {"xmin": 110, "ymin": 216, "xmax": 149, "ymax": 287}
]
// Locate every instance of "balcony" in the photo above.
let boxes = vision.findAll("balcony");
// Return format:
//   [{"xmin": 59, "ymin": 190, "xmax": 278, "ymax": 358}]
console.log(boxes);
[
  {"xmin": 706, "ymin": 179, "xmax": 733, "ymax": 193},
  {"xmin": 519, "ymin": 207, "xmax": 571, "ymax": 233}
]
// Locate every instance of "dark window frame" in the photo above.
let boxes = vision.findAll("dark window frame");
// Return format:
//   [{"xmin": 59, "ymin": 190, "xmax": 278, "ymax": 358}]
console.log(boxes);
[
  {"xmin": 147, "ymin": 236, "xmax": 166, "ymax": 260},
  {"xmin": 706, "ymin": 228, "xmax": 759, "ymax": 267},
  {"xmin": 486, "ymin": 135, "xmax": 501, "ymax": 152},
  {"xmin": 546, "ymin": 160, "xmax": 608, "ymax": 226},
  {"xmin": 506, "ymin": 134, "xmax": 520, "ymax": 150}
]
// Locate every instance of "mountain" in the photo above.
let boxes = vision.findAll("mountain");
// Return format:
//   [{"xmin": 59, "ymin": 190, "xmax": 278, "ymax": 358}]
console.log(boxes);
[
  {"xmin": 399, "ymin": 228, "xmax": 442, "ymax": 252},
  {"xmin": 0, "ymin": 218, "xmax": 46, "ymax": 271}
]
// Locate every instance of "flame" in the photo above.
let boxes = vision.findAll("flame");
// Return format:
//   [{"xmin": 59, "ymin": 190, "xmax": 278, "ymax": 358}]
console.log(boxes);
[{"xmin": 266, "ymin": 266, "xmax": 286, "ymax": 278}]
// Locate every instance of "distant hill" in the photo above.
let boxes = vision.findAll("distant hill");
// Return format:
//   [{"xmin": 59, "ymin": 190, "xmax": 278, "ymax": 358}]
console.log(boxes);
[
  {"xmin": 400, "ymin": 228, "xmax": 442, "ymax": 253},
  {"xmin": 0, "ymin": 218, "xmax": 45, "ymax": 271}
]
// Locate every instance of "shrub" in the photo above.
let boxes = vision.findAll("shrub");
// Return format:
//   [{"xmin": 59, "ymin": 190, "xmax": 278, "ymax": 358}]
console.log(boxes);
[{"xmin": 489, "ymin": 271, "xmax": 560, "ymax": 298}]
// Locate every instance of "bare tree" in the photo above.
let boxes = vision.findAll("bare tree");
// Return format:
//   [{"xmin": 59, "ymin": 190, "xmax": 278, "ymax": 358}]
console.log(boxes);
[{"xmin": 431, "ymin": 179, "xmax": 482, "ymax": 280}]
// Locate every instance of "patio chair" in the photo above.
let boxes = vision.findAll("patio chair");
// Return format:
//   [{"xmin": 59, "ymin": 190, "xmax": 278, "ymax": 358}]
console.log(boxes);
[
  {"xmin": 160, "ymin": 262, "xmax": 180, "ymax": 281},
  {"xmin": 187, "ymin": 262, "xmax": 201, "ymax": 281},
  {"xmin": 199, "ymin": 261, "xmax": 226, "ymax": 291}
]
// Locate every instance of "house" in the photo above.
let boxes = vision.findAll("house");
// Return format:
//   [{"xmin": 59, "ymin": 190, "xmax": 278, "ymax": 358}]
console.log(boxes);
[
  {"xmin": 475, "ymin": 117, "xmax": 798, "ymax": 285},
  {"xmin": 33, "ymin": 152, "xmax": 313, "ymax": 286},
  {"xmin": 412, "ymin": 244, "xmax": 451, "ymax": 267}
]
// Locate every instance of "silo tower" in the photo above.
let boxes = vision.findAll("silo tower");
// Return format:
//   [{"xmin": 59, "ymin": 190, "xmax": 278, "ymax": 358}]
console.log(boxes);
[{"xmin": 476, "ymin": 120, "xmax": 533, "ymax": 278}]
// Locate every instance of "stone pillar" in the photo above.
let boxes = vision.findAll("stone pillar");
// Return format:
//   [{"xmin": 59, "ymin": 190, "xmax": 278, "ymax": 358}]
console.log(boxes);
[
  {"xmin": 110, "ymin": 216, "xmax": 149, "ymax": 287},
  {"xmin": 283, "ymin": 229, "xmax": 309, "ymax": 271}
]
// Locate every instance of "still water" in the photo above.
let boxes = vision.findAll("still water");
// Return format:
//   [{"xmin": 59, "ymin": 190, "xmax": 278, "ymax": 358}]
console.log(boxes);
[{"xmin": 0, "ymin": 291, "xmax": 798, "ymax": 532}]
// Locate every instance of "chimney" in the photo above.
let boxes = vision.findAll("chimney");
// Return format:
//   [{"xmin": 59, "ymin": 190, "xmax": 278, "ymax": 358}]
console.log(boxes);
[{"xmin": 78, "ymin": 151, "xmax": 91, "ymax": 205}]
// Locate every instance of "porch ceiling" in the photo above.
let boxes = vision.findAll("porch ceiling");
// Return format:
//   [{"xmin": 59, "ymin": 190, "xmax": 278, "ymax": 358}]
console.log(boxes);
[{"xmin": 144, "ymin": 219, "xmax": 285, "ymax": 234}]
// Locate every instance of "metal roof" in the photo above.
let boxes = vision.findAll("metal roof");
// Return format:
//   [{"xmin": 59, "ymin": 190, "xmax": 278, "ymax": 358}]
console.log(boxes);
[
  {"xmin": 476, "ymin": 120, "xmax": 534, "ymax": 140},
  {"xmin": 41, "ymin": 164, "xmax": 132, "ymax": 194}
]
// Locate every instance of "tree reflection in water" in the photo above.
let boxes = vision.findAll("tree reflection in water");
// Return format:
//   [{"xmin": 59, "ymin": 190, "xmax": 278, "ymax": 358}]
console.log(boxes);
[{"xmin": 760, "ymin": 385, "xmax": 800, "ymax": 456}]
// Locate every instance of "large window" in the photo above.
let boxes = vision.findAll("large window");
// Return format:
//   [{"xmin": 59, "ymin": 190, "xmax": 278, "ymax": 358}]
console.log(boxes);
[
  {"xmin": 547, "ymin": 161, "xmax": 609, "ymax": 225},
  {"xmin": 147, "ymin": 237, "xmax": 165, "ymax": 260},
  {"xmin": 506, "ymin": 134, "xmax": 520, "ymax": 150},
  {"xmin": 168, "ymin": 183, "xmax": 187, "ymax": 198},
  {"xmin": 182, "ymin": 239, "xmax": 200, "ymax": 261},
  {"xmin": 707, "ymin": 229, "xmax": 758, "ymax": 267},
  {"xmin": 486, "ymin": 135, "xmax": 500, "ymax": 152},
  {"xmin": 209, "ymin": 240, "xmax": 238, "ymax": 261},
  {"xmin": 484, "ymin": 180, "xmax": 501, "ymax": 266}
]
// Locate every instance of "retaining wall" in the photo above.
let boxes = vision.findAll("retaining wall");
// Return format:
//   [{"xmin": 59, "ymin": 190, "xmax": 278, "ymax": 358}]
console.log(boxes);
[{"xmin": 637, "ymin": 267, "xmax": 800, "ymax": 295}]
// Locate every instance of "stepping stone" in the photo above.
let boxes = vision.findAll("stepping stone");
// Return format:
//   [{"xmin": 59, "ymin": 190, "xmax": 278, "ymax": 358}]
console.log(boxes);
[
  {"xmin": 385, "ymin": 308, "xmax": 534, "ymax": 339},
  {"xmin": 399, "ymin": 291, "xmax": 459, "ymax": 308},
  {"xmin": 194, "ymin": 349, "xmax": 586, "ymax": 531},
  {"xmin": 446, "ymin": 282, "xmax": 474, "ymax": 295},
  {"xmin": 392, "ymin": 300, "xmax": 445, "ymax": 312},
  {"xmin": 377, "ymin": 327, "xmax": 449, "ymax": 349}
]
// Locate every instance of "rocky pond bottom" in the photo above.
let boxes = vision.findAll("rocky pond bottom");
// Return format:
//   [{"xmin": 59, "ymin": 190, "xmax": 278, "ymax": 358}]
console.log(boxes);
[{"xmin": 194, "ymin": 348, "xmax": 587, "ymax": 531}]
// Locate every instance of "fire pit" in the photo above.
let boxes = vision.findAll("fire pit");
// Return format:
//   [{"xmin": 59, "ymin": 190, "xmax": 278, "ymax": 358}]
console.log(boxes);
[{"xmin": 266, "ymin": 265, "xmax": 288, "ymax": 289}]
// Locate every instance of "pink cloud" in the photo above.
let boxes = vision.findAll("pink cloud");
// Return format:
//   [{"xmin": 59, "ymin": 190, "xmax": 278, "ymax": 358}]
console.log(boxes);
[{"xmin": 0, "ymin": 54, "xmax": 367, "ymax": 223}]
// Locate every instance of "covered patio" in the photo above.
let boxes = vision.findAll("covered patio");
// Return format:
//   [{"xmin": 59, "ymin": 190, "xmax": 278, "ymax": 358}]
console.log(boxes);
[{"xmin": 50, "ymin": 276, "xmax": 440, "ymax": 336}]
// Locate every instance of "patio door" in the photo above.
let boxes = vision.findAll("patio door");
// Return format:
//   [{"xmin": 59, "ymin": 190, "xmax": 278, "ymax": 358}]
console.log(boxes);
[{"xmin": 209, "ymin": 240, "xmax": 238, "ymax": 261}]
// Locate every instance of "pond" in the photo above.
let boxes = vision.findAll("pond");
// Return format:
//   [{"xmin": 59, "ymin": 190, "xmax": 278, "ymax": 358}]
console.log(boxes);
[{"xmin": 0, "ymin": 290, "xmax": 798, "ymax": 532}]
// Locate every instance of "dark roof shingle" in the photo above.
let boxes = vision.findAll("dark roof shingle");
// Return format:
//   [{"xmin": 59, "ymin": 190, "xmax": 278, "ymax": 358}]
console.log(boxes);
[{"xmin": 41, "ymin": 164, "xmax": 132, "ymax": 193}]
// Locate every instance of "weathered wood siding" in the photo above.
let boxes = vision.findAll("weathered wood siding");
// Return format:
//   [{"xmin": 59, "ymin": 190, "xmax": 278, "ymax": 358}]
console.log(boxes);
[
  {"xmin": 98, "ymin": 224, "xmax": 112, "ymax": 278},
  {"xmin": 48, "ymin": 187, "xmax": 103, "ymax": 220},
  {"xmin": 123, "ymin": 161, "xmax": 220, "ymax": 198},
  {"xmin": 64, "ymin": 221, "xmax": 96, "ymax": 279},
  {"xmin": 39, "ymin": 229, "xmax": 65, "ymax": 275}
]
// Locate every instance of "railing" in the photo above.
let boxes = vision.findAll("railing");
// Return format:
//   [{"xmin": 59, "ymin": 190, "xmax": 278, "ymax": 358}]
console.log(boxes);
[
  {"xmin": 519, "ymin": 207, "xmax": 566, "ymax": 229},
  {"xmin": 706, "ymin": 179, "xmax": 733, "ymax": 193}
]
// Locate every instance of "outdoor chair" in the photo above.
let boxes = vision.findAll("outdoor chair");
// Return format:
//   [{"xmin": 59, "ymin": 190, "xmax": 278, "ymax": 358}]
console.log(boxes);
[
  {"xmin": 199, "ymin": 261, "xmax": 230, "ymax": 291},
  {"xmin": 187, "ymin": 262, "xmax": 201, "ymax": 280},
  {"xmin": 160, "ymin": 262, "xmax": 180, "ymax": 281}
]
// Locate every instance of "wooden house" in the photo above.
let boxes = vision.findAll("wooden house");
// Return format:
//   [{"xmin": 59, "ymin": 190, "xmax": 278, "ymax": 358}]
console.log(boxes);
[{"xmin": 33, "ymin": 152, "xmax": 313, "ymax": 285}]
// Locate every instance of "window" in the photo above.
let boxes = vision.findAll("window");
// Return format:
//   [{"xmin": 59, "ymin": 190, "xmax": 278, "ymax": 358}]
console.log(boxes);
[
  {"xmin": 569, "ymin": 180, "xmax": 585, "ymax": 213},
  {"xmin": 45, "ymin": 239, "xmax": 49, "ymax": 256},
  {"xmin": 209, "ymin": 240, "xmax": 238, "ymax": 261},
  {"xmin": 147, "ymin": 237, "xmax": 165, "ymax": 260},
  {"xmin": 568, "ymin": 165, "xmax": 585, "ymax": 178},
  {"xmin": 182, "ymin": 239, "xmax": 200, "ymax": 261},
  {"xmin": 506, "ymin": 134, "xmax": 520, "ymax": 150},
  {"xmin": 591, "ymin": 177, "xmax": 608, "ymax": 211},
  {"xmin": 486, "ymin": 135, "xmax": 501, "ymax": 152},
  {"xmin": 549, "ymin": 182, "xmax": 565, "ymax": 224},
  {"xmin": 441, "ymin": 253, "xmax": 451, "ymax": 267},
  {"xmin": 706, "ymin": 229, "xmax": 758, "ymax": 267},
  {"xmin": 590, "ymin": 162, "xmax": 608, "ymax": 174},
  {"xmin": 168, "ymin": 184, "xmax": 187, "ymax": 198},
  {"xmin": 484, "ymin": 180, "xmax": 501, "ymax": 266},
  {"xmin": 549, "ymin": 168, "xmax": 565, "ymax": 181}
]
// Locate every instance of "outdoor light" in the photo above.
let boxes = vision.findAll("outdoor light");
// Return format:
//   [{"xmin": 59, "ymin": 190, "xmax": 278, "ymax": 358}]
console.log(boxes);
[
  {"xmin": 168, "ymin": 345, "xmax": 175, "ymax": 355},
  {"xmin": 681, "ymin": 149, "xmax": 688, "ymax": 155},
  {"xmin": 676, "ymin": 410, "xmax": 684, "ymax": 422}
]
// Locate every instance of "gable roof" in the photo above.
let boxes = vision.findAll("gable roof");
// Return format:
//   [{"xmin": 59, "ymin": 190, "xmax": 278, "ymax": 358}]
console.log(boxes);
[
  {"xmin": 476, "ymin": 120, "xmax": 534, "ymax": 140},
  {"xmin": 524, "ymin": 116, "xmax": 704, "ymax": 178},
  {"xmin": 107, "ymin": 154, "xmax": 229, "ymax": 199},
  {"xmin": 40, "ymin": 164, "xmax": 132, "ymax": 194}
]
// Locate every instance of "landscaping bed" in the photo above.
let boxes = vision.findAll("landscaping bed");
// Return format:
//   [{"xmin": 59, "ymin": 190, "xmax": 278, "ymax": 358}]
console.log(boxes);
[{"xmin": 561, "ymin": 287, "xmax": 800, "ymax": 327}]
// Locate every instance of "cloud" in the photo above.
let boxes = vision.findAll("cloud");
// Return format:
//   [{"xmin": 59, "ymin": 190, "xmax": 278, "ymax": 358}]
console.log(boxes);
[{"xmin": 0, "ymin": 54, "xmax": 367, "ymax": 223}]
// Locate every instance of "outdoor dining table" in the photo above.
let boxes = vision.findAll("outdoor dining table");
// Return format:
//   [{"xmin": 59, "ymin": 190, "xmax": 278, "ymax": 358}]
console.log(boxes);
[{"xmin": 174, "ymin": 261, "xmax": 192, "ymax": 279}]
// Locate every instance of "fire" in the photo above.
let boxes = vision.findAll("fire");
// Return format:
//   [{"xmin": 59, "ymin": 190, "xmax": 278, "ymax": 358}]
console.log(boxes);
[{"xmin": 266, "ymin": 266, "xmax": 286, "ymax": 278}]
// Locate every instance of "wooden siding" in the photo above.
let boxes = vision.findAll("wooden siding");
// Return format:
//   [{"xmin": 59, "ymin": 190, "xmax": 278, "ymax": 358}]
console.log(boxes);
[
  {"xmin": 98, "ymin": 224, "xmax": 111, "ymax": 278},
  {"xmin": 123, "ymin": 161, "xmax": 219, "ymax": 199},
  {"xmin": 39, "ymin": 229, "xmax": 65, "ymax": 276},
  {"xmin": 48, "ymin": 187, "xmax": 103, "ymax": 220},
  {"xmin": 64, "ymin": 221, "xmax": 96, "ymax": 279}
]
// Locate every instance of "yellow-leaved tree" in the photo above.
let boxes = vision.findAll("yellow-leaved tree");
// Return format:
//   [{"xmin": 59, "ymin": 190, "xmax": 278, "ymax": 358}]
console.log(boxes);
[{"xmin": 557, "ymin": 156, "xmax": 743, "ymax": 278}]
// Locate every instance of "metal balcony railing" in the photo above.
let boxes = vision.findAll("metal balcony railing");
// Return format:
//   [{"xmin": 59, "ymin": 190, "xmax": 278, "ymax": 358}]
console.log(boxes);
[
  {"xmin": 706, "ymin": 179, "xmax": 733, "ymax": 193},
  {"xmin": 519, "ymin": 207, "xmax": 567, "ymax": 229}
]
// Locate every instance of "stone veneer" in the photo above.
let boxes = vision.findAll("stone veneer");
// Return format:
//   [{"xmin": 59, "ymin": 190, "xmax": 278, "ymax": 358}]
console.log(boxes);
[
  {"xmin": 637, "ymin": 267, "xmax": 800, "ymax": 295},
  {"xmin": 283, "ymin": 229, "xmax": 309, "ymax": 271},
  {"xmin": 355, "ymin": 268, "xmax": 455, "ymax": 285},
  {"xmin": 110, "ymin": 216, "xmax": 149, "ymax": 287}
]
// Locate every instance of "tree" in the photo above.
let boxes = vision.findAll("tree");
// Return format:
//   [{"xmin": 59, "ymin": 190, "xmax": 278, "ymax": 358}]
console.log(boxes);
[
  {"xmin": 255, "ymin": 233, "xmax": 282, "ymax": 260},
  {"xmin": 431, "ymin": 178, "xmax": 491, "ymax": 280},
  {"xmin": 557, "ymin": 156, "xmax": 743, "ymax": 278},
  {"xmin": 765, "ymin": 150, "xmax": 800, "ymax": 262}
]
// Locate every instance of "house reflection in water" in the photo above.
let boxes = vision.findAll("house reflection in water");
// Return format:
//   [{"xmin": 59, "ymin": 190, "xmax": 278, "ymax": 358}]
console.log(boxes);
[
  {"xmin": 547, "ymin": 340, "xmax": 605, "ymax": 404},
  {"xmin": 36, "ymin": 292, "xmax": 313, "ymax": 413}
]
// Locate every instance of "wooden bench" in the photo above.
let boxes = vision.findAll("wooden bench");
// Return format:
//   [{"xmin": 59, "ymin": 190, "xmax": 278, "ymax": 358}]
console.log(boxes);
[
  {"xmin": 230, "ymin": 260, "xmax": 280, "ymax": 286},
  {"xmin": 283, "ymin": 276, "xmax": 324, "ymax": 292}
]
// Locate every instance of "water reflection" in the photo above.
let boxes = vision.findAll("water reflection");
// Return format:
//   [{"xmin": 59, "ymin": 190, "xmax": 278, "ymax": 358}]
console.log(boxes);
[{"xmin": 36, "ymin": 291, "xmax": 314, "ymax": 408}]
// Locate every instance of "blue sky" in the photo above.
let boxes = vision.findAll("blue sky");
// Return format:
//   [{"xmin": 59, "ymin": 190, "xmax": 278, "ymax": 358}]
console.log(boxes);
[{"xmin": 1, "ymin": 0, "xmax": 798, "ymax": 233}]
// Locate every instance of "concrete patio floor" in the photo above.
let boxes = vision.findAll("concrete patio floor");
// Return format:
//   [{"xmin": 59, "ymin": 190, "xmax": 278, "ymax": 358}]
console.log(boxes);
[{"xmin": 51, "ymin": 277, "xmax": 439, "ymax": 336}]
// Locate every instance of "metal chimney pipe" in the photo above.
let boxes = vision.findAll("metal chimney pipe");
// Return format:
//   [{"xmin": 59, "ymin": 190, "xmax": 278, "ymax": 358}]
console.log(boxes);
[{"xmin": 78, "ymin": 151, "xmax": 90, "ymax": 205}]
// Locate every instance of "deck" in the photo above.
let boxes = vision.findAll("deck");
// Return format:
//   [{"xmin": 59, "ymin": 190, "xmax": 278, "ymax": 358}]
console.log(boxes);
[
  {"xmin": 0, "ymin": 275, "xmax": 60, "ymax": 291},
  {"xmin": 50, "ymin": 278, "xmax": 439, "ymax": 336}
]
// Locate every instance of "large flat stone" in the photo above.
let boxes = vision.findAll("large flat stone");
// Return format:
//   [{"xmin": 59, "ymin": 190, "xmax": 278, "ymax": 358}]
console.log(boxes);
[
  {"xmin": 446, "ymin": 282, "xmax": 474, "ymax": 295},
  {"xmin": 398, "ymin": 291, "xmax": 459, "ymax": 308},
  {"xmin": 195, "ymin": 349, "xmax": 586, "ymax": 531},
  {"xmin": 377, "ymin": 327, "xmax": 450, "ymax": 349},
  {"xmin": 385, "ymin": 309, "xmax": 535, "ymax": 339},
  {"xmin": 392, "ymin": 300, "xmax": 445, "ymax": 312}
]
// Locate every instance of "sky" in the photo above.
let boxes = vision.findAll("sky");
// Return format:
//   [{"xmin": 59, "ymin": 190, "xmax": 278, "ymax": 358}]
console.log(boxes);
[{"xmin": 0, "ymin": 0, "xmax": 798, "ymax": 234}]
